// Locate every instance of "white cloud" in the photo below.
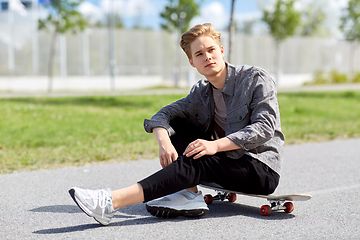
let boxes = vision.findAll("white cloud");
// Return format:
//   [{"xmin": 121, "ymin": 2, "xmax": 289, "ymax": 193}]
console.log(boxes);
[
  {"xmin": 78, "ymin": 2, "xmax": 103, "ymax": 24},
  {"xmin": 78, "ymin": 0, "xmax": 157, "ymax": 20},
  {"xmin": 78, "ymin": 0, "xmax": 158, "ymax": 27},
  {"xmin": 100, "ymin": 0, "xmax": 156, "ymax": 16},
  {"xmin": 191, "ymin": 2, "xmax": 229, "ymax": 30}
]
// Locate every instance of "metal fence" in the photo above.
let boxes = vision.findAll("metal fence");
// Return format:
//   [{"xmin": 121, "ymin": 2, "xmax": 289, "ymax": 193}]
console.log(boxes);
[{"xmin": 1, "ymin": 13, "xmax": 359, "ymax": 83}]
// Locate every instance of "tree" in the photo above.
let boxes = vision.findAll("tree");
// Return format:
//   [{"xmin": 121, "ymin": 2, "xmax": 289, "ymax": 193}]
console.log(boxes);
[
  {"xmin": 95, "ymin": 13, "xmax": 124, "ymax": 29},
  {"xmin": 299, "ymin": 2, "xmax": 328, "ymax": 37},
  {"xmin": 160, "ymin": 0, "xmax": 201, "ymax": 34},
  {"xmin": 262, "ymin": 0, "xmax": 301, "ymax": 83},
  {"xmin": 340, "ymin": 0, "xmax": 360, "ymax": 82},
  {"xmin": 160, "ymin": 0, "xmax": 201, "ymax": 86},
  {"xmin": 38, "ymin": 0, "xmax": 88, "ymax": 92}
]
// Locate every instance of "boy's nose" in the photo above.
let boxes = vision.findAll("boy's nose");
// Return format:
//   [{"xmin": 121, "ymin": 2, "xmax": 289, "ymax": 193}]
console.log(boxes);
[{"xmin": 205, "ymin": 53, "xmax": 212, "ymax": 61}]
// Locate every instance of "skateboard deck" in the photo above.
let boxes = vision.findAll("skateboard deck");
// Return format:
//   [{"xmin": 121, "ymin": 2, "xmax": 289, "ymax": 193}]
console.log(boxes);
[{"xmin": 199, "ymin": 181, "xmax": 311, "ymax": 216}]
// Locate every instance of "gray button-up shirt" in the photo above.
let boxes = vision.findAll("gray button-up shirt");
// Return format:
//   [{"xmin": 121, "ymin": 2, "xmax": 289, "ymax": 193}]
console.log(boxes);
[{"xmin": 144, "ymin": 63, "xmax": 285, "ymax": 175}]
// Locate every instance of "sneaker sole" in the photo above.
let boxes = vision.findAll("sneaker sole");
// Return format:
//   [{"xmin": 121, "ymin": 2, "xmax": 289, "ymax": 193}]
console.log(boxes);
[
  {"xmin": 146, "ymin": 205, "xmax": 209, "ymax": 218},
  {"xmin": 68, "ymin": 189, "xmax": 110, "ymax": 226}
]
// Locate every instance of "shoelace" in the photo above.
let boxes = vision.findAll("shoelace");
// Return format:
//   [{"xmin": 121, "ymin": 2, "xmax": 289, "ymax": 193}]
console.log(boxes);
[{"xmin": 88, "ymin": 189, "xmax": 110, "ymax": 217}]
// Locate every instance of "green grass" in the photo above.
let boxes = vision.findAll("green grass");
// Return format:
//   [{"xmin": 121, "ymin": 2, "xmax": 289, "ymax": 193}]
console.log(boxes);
[
  {"xmin": 1, "ymin": 91, "xmax": 360, "ymax": 174},
  {"xmin": 278, "ymin": 91, "xmax": 360, "ymax": 144}
]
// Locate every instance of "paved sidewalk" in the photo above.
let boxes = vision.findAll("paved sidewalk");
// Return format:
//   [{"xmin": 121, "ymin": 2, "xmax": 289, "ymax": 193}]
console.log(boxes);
[{"xmin": 1, "ymin": 138, "xmax": 359, "ymax": 239}]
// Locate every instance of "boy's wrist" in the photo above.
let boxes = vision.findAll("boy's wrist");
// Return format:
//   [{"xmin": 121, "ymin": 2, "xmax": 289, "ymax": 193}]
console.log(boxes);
[{"xmin": 153, "ymin": 127, "xmax": 171, "ymax": 143}]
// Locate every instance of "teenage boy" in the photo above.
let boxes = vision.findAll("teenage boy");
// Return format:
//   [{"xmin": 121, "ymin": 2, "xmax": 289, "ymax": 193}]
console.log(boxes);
[{"xmin": 69, "ymin": 23, "xmax": 285, "ymax": 226}]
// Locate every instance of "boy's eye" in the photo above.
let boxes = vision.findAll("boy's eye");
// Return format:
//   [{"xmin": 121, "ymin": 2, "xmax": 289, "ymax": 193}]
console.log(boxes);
[{"xmin": 196, "ymin": 53, "xmax": 202, "ymax": 57}]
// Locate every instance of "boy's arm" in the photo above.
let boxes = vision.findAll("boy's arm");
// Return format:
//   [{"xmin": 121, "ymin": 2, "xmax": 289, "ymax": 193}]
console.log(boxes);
[
  {"xmin": 144, "ymin": 96, "xmax": 189, "ymax": 137},
  {"xmin": 183, "ymin": 137, "xmax": 241, "ymax": 160},
  {"xmin": 153, "ymin": 127, "xmax": 178, "ymax": 168}
]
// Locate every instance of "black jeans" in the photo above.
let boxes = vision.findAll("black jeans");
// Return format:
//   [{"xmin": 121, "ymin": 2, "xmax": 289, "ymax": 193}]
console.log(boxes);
[{"xmin": 138, "ymin": 118, "xmax": 280, "ymax": 202}]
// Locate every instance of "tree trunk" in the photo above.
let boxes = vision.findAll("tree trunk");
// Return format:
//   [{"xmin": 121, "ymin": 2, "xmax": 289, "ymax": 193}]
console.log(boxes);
[{"xmin": 228, "ymin": 0, "xmax": 235, "ymax": 63}]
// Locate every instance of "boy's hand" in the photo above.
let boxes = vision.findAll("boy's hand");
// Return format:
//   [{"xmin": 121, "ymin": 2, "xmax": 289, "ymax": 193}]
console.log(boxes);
[
  {"xmin": 159, "ymin": 141, "xmax": 178, "ymax": 168},
  {"xmin": 183, "ymin": 139, "xmax": 218, "ymax": 159},
  {"xmin": 153, "ymin": 127, "xmax": 178, "ymax": 168}
]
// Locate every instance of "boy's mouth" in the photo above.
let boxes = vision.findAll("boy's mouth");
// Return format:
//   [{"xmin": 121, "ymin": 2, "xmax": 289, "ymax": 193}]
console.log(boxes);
[{"xmin": 205, "ymin": 62, "xmax": 215, "ymax": 68}]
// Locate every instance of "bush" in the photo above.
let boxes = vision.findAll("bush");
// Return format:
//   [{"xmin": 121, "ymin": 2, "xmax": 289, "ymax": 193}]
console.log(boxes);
[
  {"xmin": 309, "ymin": 70, "xmax": 329, "ymax": 85},
  {"xmin": 309, "ymin": 70, "xmax": 353, "ymax": 85},
  {"xmin": 352, "ymin": 72, "xmax": 360, "ymax": 83},
  {"xmin": 329, "ymin": 70, "xmax": 348, "ymax": 83}
]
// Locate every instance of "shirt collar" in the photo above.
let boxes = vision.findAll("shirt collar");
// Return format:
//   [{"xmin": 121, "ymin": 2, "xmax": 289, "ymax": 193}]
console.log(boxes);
[{"xmin": 222, "ymin": 62, "xmax": 236, "ymax": 96}]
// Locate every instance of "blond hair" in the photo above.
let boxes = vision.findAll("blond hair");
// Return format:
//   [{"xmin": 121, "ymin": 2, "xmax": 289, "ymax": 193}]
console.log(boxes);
[{"xmin": 180, "ymin": 23, "xmax": 222, "ymax": 59}]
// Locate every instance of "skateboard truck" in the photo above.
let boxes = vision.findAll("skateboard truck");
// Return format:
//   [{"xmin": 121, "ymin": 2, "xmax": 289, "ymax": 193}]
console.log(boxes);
[
  {"xmin": 260, "ymin": 199, "xmax": 294, "ymax": 216},
  {"xmin": 204, "ymin": 190, "xmax": 237, "ymax": 203}
]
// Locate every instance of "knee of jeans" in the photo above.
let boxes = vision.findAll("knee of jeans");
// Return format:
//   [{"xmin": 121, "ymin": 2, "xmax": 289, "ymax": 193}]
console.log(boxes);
[{"xmin": 264, "ymin": 174, "xmax": 280, "ymax": 195}]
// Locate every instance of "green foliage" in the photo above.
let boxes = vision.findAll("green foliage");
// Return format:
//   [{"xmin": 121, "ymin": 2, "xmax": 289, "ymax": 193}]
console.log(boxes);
[
  {"xmin": 329, "ymin": 70, "xmax": 348, "ymax": 83},
  {"xmin": 262, "ymin": 0, "xmax": 301, "ymax": 42},
  {"xmin": 160, "ymin": 0, "xmax": 201, "ymax": 33},
  {"xmin": 308, "ymin": 70, "xmax": 329, "ymax": 85},
  {"xmin": 340, "ymin": 0, "xmax": 360, "ymax": 42},
  {"xmin": 38, "ymin": 0, "xmax": 88, "ymax": 34},
  {"xmin": 353, "ymin": 72, "xmax": 360, "ymax": 83},
  {"xmin": 94, "ymin": 13, "xmax": 124, "ymax": 29},
  {"xmin": 309, "ymin": 70, "xmax": 350, "ymax": 84},
  {"xmin": 299, "ymin": 2, "xmax": 329, "ymax": 37}
]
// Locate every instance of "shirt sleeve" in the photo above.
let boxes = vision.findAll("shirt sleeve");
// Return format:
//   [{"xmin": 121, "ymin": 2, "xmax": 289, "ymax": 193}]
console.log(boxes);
[{"xmin": 143, "ymin": 96, "xmax": 189, "ymax": 135}]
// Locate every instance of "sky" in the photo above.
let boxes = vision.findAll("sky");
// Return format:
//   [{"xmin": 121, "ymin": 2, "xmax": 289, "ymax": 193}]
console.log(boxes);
[
  {"xmin": 79, "ymin": 0, "xmax": 270, "ymax": 30},
  {"xmin": 77, "ymin": 0, "xmax": 350, "ymax": 37},
  {"xmin": 0, "ymin": 0, "xmax": 350, "ymax": 36}
]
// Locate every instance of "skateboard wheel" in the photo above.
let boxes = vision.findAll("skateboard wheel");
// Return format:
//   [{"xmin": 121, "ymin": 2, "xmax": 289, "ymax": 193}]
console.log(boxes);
[
  {"xmin": 284, "ymin": 202, "xmax": 294, "ymax": 213},
  {"xmin": 260, "ymin": 205, "xmax": 271, "ymax": 216},
  {"xmin": 228, "ymin": 193, "xmax": 237, "ymax": 202},
  {"xmin": 204, "ymin": 194, "xmax": 213, "ymax": 204}
]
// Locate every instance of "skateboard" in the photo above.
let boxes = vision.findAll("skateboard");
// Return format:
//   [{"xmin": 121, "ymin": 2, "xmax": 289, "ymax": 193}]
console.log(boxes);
[{"xmin": 199, "ymin": 181, "xmax": 312, "ymax": 216}]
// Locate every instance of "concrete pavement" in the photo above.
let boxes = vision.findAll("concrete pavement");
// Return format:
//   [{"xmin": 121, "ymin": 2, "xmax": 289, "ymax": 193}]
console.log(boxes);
[{"xmin": 1, "ymin": 138, "xmax": 360, "ymax": 239}]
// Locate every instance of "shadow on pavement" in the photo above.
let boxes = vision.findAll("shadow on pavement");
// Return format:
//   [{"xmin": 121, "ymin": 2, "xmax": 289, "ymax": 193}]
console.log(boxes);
[
  {"xmin": 31, "ymin": 201, "xmax": 294, "ymax": 235},
  {"xmin": 33, "ymin": 223, "xmax": 102, "ymax": 234},
  {"xmin": 29, "ymin": 205, "xmax": 82, "ymax": 214},
  {"xmin": 206, "ymin": 201, "xmax": 295, "ymax": 220}
]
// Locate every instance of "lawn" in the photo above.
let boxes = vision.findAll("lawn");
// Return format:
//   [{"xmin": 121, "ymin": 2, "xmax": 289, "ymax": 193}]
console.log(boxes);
[{"xmin": 1, "ymin": 91, "xmax": 359, "ymax": 173}]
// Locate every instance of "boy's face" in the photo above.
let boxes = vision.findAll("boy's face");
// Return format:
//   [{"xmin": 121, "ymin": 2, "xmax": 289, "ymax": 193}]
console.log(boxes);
[{"xmin": 188, "ymin": 35, "xmax": 225, "ymax": 78}]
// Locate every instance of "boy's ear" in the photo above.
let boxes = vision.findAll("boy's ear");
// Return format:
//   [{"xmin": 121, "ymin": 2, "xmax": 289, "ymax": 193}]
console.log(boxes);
[
  {"xmin": 220, "ymin": 46, "xmax": 224, "ymax": 57},
  {"xmin": 189, "ymin": 58, "xmax": 195, "ymax": 68}
]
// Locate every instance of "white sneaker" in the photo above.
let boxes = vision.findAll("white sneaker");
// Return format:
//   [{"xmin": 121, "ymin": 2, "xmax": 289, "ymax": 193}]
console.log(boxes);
[
  {"xmin": 69, "ymin": 187, "xmax": 115, "ymax": 226},
  {"xmin": 146, "ymin": 189, "xmax": 209, "ymax": 218}
]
